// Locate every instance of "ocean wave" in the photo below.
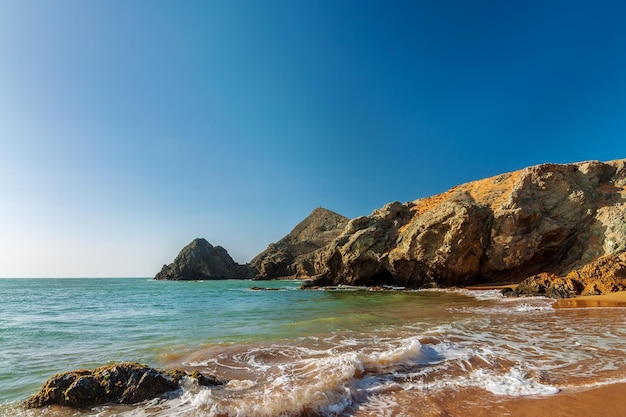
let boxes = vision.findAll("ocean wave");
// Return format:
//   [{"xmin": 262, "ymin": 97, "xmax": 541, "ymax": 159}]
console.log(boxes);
[
  {"xmin": 420, "ymin": 287, "xmax": 506, "ymax": 301},
  {"xmin": 6, "ymin": 280, "xmax": 626, "ymax": 417},
  {"xmin": 112, "ymin": 336, "xmax": 562, "ymax": 416},
  {"xmin": 446, "ymin": 301, "xmax": 555, "ymax": 315}
]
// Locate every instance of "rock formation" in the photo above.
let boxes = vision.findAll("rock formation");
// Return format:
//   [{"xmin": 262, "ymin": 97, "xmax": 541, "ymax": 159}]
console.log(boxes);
[
  {"xmin": 305, "ymin": 159, "xmax": 626, "ymax": 297},
  {"xmin": 155, "ymin": 238, "xmax": 255, "ymax": 280},
  {"xmin": 24, "ymin": 362, "xmax": 223, "ymax": 409},
  {"xmin": 250, "ymin": 207, "xmax": 349, "ymax": 279},
  {"xmin": 154, "ymin": 160, "xmax": 626, "ymax": 297}
]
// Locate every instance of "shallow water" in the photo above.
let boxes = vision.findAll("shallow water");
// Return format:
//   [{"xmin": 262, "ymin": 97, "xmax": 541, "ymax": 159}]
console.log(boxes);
[{"xmin": 1, "ymin": 279, "xmax": 625, "ymax": 416}]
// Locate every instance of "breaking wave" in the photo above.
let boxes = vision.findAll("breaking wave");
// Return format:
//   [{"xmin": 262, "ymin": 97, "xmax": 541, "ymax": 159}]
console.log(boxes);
[{"xmin": 73, "ymin": 333, "xmax": 568, "ymax": 417}]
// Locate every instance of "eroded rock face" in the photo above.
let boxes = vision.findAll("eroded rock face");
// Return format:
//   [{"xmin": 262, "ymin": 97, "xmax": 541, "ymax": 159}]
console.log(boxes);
[
  {"xmin": 251, "ymin": 208, "xmax": 349, "ymax": 279},
  {"xmin": 155, "ymin": 238, "xmax": 255, "ymax": 280},
  {"xmin": 307, "ymin": 159, "xmax": 626, "ymax": 296},
  {"xmin": 24, "ymin": 362, "xmax": 224, "ymax": 409},
  {"xmin": 511, "ymin": 253, "xmax": 626, "ymax": 298}
]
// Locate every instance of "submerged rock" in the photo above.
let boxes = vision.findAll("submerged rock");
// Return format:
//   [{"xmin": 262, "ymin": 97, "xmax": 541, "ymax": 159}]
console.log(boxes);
[
  {"xmin": 24, "ymin": 362, "xmax": 224, "ymax": 409},
  {"xmin": 155, "ymin": 238, "xmax": 255, "ymax": 280},
  {"xmin": 250, "ymin": 286, "xmax": 284, "ymax": 291}
]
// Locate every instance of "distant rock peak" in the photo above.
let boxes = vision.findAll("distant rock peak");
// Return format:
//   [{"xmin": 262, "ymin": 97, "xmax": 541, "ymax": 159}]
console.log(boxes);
[
  {"xmin": 155, "ymin": 238, "xmax": 255, "ymax": 280},
  {"xmin": 250, "ymin": 207, "xmax": 349, "ymax": 279}
]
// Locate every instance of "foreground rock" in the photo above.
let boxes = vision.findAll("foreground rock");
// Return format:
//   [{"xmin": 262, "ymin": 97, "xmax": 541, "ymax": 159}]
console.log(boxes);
[
  {"xmin": 24, "ymin": 362, "xmax": 224, "ymax": 409},
  {"xmin": 305, "ymin": 159, "xmax": 626, "ymax": 297},
  {"xmin": 251, "ymin": 207, "xmax": 349, "ymax": 279},
  {"xmin": 155, "ymin": 238, "xmax": 255, "ymax": 280}
]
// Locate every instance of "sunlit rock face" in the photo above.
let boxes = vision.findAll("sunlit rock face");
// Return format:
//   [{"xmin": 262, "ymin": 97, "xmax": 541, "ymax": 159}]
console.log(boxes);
[
  {"xmin": 250, "ymin": 207, "xmax": 349, "ymax": 279},
  {"xmin": 307, "ymin": 159, "xmax": 626, "ymax": 297}
]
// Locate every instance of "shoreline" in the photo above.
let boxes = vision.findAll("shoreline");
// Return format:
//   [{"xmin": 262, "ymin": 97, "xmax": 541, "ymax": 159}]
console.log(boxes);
[
  {"xmin": 553, "ymin": 290, "xmax": 626, "ymax": 308},
  {"xmin": 465, "ymin": 284, "xmax": 626, "ymax": 308},
  {"xmin": 482, "ymin": 382, "xmax": 626, "ymax": 417}
]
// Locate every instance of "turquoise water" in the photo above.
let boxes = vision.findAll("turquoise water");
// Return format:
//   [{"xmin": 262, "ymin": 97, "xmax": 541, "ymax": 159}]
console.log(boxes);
[
  {"xmin": 0, "ymin": 278, "xmax": 443, "ymax": 404},
  {"xmin": 1, "ymin": 278, "xmax": 626, "ymax": 416}
]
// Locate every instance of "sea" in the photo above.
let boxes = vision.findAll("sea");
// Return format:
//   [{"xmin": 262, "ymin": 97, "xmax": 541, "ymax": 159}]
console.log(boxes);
[{"xmin": 1, "ymin": 278, "xmax": 625, "ymax": 417}]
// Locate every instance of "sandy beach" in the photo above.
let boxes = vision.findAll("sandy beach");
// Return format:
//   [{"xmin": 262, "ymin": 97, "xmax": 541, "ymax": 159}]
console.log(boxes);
[
  {"xmin": 553, "ymin": 291, "xmax": 626, "ymax": 308},
  {"xmin": 497, "ymin": 289, "xmax": 626, "ymax": 416},
  {"xmin": 4, "ymin": 280, "xmax": 625, "ymax": 417},
  {"xmin": 467, "ymin": 285, "xmax": 626, "ymax": 308},
  {"xmin": 348, "ymin": 382, "xmax": 626, "ymax": 417},
  {"xmin": 462, "ymin": 383, "xmax": 626, "ymax": 417}
]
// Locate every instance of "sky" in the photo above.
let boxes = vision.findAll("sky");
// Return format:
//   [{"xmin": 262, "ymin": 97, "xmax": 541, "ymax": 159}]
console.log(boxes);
[{"xmin": 1, "ymin": 0, "xmax": 625, "ymax": 277}]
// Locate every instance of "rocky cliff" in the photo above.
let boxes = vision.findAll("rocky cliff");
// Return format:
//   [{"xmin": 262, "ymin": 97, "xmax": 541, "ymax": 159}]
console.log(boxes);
[
  {"xmin": 155, "ymin": 238, "xmax": 255, "ymax": 280},
  {"xmin": 306, "ymin": 159, "xmax": 626, "ymax": 297},
  {"xmin": 250, "ymin": 208, "xmax": 349, "ymax": 279}
]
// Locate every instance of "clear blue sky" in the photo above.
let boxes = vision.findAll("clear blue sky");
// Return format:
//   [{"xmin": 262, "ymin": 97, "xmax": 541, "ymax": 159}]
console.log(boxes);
[{"xmin": 1, "ymin": 0, "xmax": 625, "ymax": 277}]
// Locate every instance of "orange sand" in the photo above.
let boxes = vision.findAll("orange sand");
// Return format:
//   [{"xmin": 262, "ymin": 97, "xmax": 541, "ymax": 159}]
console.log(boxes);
[
  {"xmin": 461, "ymin": 383, "xmax": 626, "ymax": 417},
  {"xmin": 466, "ymin": 285, "xmax": 626, "ymax": 308},
  {"xmin": 553, "ymin": 291, "xmax": 626, "ymax": 308}
]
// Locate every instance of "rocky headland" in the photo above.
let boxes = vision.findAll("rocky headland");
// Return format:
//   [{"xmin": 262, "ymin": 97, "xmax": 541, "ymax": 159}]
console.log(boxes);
[
  {"xmin": 305, "ymin": 159, "xmax": 626, "ymax": 297},
  {"xmin": 24, "ymin": 362, "xmax": 223, "ymax": 409},
  {"xmin": 250, "ymin": 207, "xmax": 349, "ymax": 279},
  {"xmin": 155, "ymin": 238, "xmax": 255, "ymax": 280},
  {"xmin": 156, "ymin": 159, "xmax": 626, "ymax": 298}
]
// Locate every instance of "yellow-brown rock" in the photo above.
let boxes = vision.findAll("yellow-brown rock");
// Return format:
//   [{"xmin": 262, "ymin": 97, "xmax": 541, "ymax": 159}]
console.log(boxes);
[
  {"xmin": 251, "ymin": 208, "xmax": 349, "ymax": 279},
  {"xmin": 307, "ymin": 159, "xmax": 626, "ymax": 297}
]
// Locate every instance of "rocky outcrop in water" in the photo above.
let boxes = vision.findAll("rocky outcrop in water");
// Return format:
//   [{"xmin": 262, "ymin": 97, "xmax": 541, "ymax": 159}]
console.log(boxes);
[
  {"xmin": 250, "ymin": 207, "xmax": 349, "ymax": 279},
  {"xmin": 24, "ymin": 362, "xmax": 224, "ymax": 409},
  {"xmin": 305, "ymin": 159, "xmax": 626, "ymax": 297},
  {"xmin": 155, "ymin": 238, "xmax": 255, "ymax": 280}
]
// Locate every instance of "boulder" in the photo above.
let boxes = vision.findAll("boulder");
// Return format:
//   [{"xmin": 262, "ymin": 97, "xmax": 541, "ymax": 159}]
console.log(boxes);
[
  {"xmin": 24, "ymin": 362, "xmax": 224, "ymax": 409},
  {"xmin": 155, "ymin": 238, "xmax": 255, "ymax": 280}
]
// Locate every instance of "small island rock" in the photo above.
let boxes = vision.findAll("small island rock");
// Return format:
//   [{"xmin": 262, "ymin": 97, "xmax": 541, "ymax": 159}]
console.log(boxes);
[{"xmin": 155, "ymin": 238, "xmax": 255, "ymax": 280}]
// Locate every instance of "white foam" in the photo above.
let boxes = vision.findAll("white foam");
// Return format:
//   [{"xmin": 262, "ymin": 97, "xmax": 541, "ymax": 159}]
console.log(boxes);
[
  {"xmin": 360, "ymin": 337, "xmax": 422, "ymax": 370},
  {"xmin": 403, "ymin": 363, "xmax": 559, "ymax": 398},
  {"xmin": 423, "ymin": 288, "xmax": 505, "ymax": 301},
  {"xmin": 473, "ymin": 367, "xmax": 559, "ymax": 396},
  {"xmin": 352, "ymin": 394, "xmax": 399, "ymax": 417},
  {"xmin": 103, "ymin": 305, "xmax": 626, "ymax": 417},
  {"xmin": 226, "ymin": 379, "xmax": 256, "ymax": 390},
  {"xmin": 447, "ymin": 301, "xmax": 554, "ymax": 315},
  {"xmin": 459, "ymin": 289, "xmax": 506, "ymax": 301},
  {"xmin": 513, "ymin": 302, "xmax": 553, "ymax": 312}
]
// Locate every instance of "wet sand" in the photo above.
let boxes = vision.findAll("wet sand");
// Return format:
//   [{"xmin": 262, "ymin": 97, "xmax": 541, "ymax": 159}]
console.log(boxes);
[
  {"xmin": 466, "ymin": 285, "xmax": 626, "ymax": 308},
  {"xmin": 553, "ymin": 291, "xmax": 626, "ymax": 308},
  {"xmin": 459, "ymin": 383, "xmax": 626, "ymax": 417},
  {"xmin": 486, "ymin": 289, "xmax": 626, "ymax": 416},
  {"xmin": 347, "ymin": 383, "xmax": 626, "ymax": 417}
]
